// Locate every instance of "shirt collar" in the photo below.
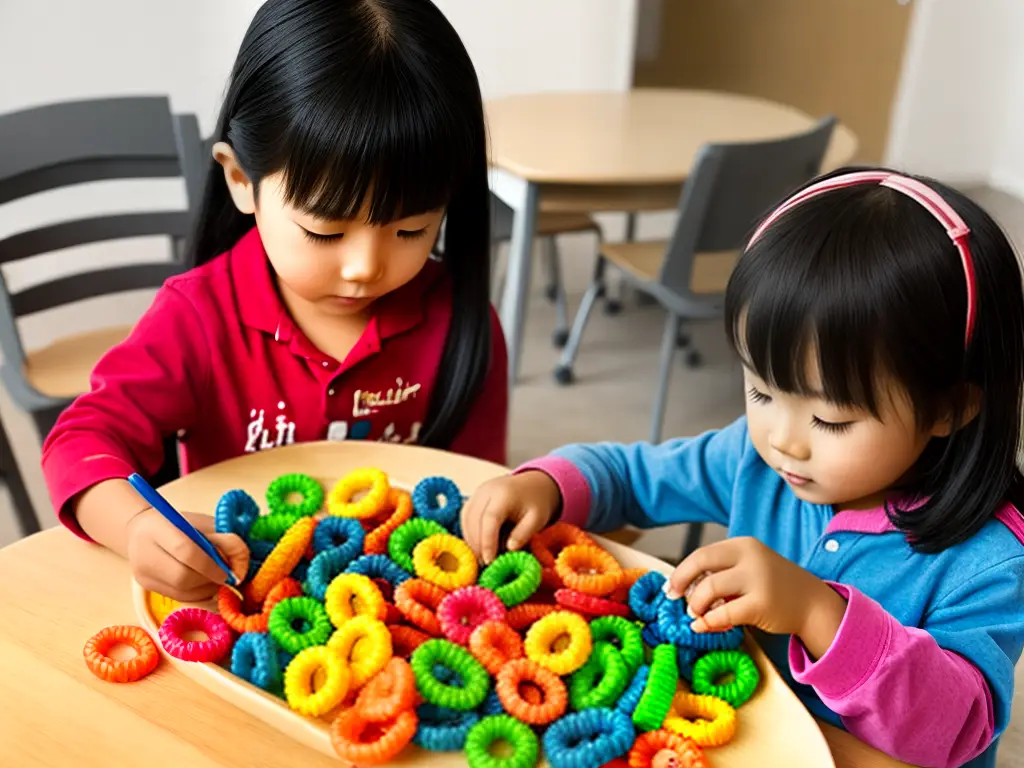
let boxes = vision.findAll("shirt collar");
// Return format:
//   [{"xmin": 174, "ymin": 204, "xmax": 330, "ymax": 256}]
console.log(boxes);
[
  {"xmin": 826, "ymin": 499, "xmax": 1024, "ymax": 545},
  {"xmin": 231, "ymin": 225, "xmax": 439, "ymax": 345}
]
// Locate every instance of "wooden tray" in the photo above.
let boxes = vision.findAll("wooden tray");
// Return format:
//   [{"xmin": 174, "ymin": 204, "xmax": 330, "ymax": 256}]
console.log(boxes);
[{"xmin": 130, "ymin": 441, "xmax": 835, "ymax": 767}]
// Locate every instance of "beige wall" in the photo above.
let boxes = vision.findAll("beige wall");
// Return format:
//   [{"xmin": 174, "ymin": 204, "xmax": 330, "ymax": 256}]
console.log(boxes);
[{"xmin": 633, "ymin": 0, "xmax": 914, "ymax": 165}]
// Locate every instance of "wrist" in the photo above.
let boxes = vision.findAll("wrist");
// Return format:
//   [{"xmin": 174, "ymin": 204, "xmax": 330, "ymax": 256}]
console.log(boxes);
[{"xmin": 797, "ymin": 579, "xmax": 848, "ymax": 660}]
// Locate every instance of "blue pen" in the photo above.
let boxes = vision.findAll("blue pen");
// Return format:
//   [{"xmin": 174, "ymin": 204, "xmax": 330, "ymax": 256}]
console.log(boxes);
[{"xmin": 127, "ymin": 473, "xmax": 242, "ymax": 588}]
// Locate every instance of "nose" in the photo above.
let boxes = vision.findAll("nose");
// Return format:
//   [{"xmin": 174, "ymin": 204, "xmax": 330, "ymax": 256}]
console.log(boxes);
[
  {"xmin": 339, "ymin": 234, "xmax": 384, "ymax": 284},
  {"xmin": 769, "ymin": 416, "xmax": 811, "ymax": 461}
]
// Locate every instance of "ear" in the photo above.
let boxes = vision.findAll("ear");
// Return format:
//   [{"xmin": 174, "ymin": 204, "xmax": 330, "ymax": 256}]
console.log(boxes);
[
  {"xmin": 212, "ymin": 141, "xmax": 256, "ymax": 215},
  {"xmin": 929, "ymin": 384, "xmax": 982, "ymax": 437}
]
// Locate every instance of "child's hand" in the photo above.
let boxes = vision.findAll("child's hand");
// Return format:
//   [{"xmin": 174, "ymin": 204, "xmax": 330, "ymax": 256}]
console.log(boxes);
[
  {"xmin": 460, "ymin": 471, "xmax": 562, "ymax": 564},
  {"xmin": 125, "ymin": 508, "xmax": 250, "ymax": 603},
  {"xmin": 667, "ymin": 537, "xmax": 848, "ymax": 658}
]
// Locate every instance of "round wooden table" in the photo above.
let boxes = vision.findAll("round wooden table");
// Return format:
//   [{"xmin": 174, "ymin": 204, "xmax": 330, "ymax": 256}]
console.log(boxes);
[
  {"xmin": 0, "ymin": 442, "xmax": 906, "ymax": 767},
  {"xmin": 485, "ymin": 88, "xmax": 860, "ymax": 390}
]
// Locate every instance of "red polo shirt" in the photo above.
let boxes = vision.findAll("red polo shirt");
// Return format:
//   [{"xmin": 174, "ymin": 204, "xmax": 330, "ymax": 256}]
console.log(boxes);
[{"xmin": 41, "ymin": 227, "xmax": 507, "ymax": 537}]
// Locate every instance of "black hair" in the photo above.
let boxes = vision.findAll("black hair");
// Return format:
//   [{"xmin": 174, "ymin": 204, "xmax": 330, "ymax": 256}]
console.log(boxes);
[
  {"xmin": 188, "ymin": 0, "xmax": 492, "ymax": 449},
  {"xmin": 725, "ymin": 165, "xmax": 1024, "ymax": 553}
]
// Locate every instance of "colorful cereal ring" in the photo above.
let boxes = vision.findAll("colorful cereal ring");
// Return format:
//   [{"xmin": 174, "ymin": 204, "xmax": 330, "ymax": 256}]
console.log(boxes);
[
  {"xmin": 413, "ymin": 534, "xmax": 478, "ymax": 591},
  {"xmin": 388, "ymin": 624, "xmax": 432, "ymax": 658},
  {"xmin": 214, "ymin": 489, "xmax": 260, "ymax": 538},
  {"xmin": 248, "ymin": 517, "xmax": 315, "ymax": 604},
  {"xmin": 249, "ymin": 512, "xmax": 300, "ymax": 543},
  {"xmin": 266, "ymin": 472, "xmax": 324, "ymax": 517},
  {"xmin": 628, "ymin": 572, "xmax": 667, "ymax": 623},
  {"xmin": 355, "ymin": 657, "xmax": 417, "ymax": 722},
  {"xmin": 394, "ymin": 578, "xmax": 448, "ymax": 636},
  {"xmin": 627, "ymin": 730, "xmax": 708, "ymax": 768},
  {"xmin": 328, "ymin": 468, "xmax": 390, "ymax": 519},
  {"xmin": 542, "ymin": 708, "xmax": 635, "ymax": 768},
  {"xmin": 495, "ymin": 658, "xmax": 568, "ymax": 725},
  {"xmin": 158, "ymin": 608, "xmax": 233, "ymax": 663},
  {"xmin": 327, "ymin": 615, "xmax": 393, "ymax": 688},
  {"xmin": 324, "ymin": 573, "xmax": 386, "ymax": 627},
  {"xmin": 507, "ymin": 603, "xmax": 558, "ymax": 632},
  {"xmin": 83, "ymin": 625, "xmax": 159, "ymax": 683},
  {"xmin": 345, "ymin": 554, "xmax": 411, "ymax": 589},
  {"xmin": 469, "ymin": 620, "xmax": 524, "ymax": 676},
  {"xmin": 267, "ymin": 596, "xmax": 333, "ymax": 655},
  {"xmin": 691, "ymin": 650, "xmax": 759, "ymax": 708},
  {"xmin": 414, "ymin": 704, "xmax": 480, "ymax": 752},
  {"xmin": 364, "ymin": 488, "xmax": 413, "ymax": 555},
  {"xmin": 330, "ymin": 707, "xmax": 418, "ymax": 765},
  {"xmin": 478, "ymin": 551, "xmax": 543, "ymax": 607},
  {"xmin": 230, "ymin": 631, "xmax": 281, "ymax": 691},
  {"xmin": 312, "ymin": 516, "xmax": 365, "ymax": 558},
  {"xmin": 465, "ymin": 715, "xmax": 539, "ymax": 768},
  {"xmin": 411, "ymin": 476, "xmax": 463, "ymax": 529},
  {"xmin": 555, "ymin": 588, "xmax": 632, "ymax": 618},
  {"xmin": 524, "ymin": 611, "xmax": 592, "ymax": 676},
  {"xmin": 411, "ymin": 639, "xmax": 490, "ymax": 712},
  {"xmin": 147, "ymin": 592, "xmax": 180, "ymax": 626},
  {"xmin": 284, "ymin": 645, "xmax": 351, "ymax": 716},
  {"xmin": 632, "ymin": 644, "xmax": 678, "ymax": 732},
  {"xmin": 616, "ymin": 665, "xmax": 650, "ymax": 716},
  {"xmin": 438, "ymin": 586, "xmax": 507, "ymax": 645},
  {"xmin": 530, "ymin": 523, "xmax": 596, "ymax": 568},
  {"xmin": 570, "ymin": 642, "xmax": 630, "ymax": 711},
  {"xmin": 389, "ymin": 518, "xmax": 448, "ymax": 572},
  {"xmin": 664, "ymin": 691, "xmax": 737, "ymax": 747},
  {"xmin": 555, "ymin": 545, "xmax": 623, "ymax": 597},
  {"xmin": 591, "ymin": 616, "xmax": 644, "ymax": 675}
]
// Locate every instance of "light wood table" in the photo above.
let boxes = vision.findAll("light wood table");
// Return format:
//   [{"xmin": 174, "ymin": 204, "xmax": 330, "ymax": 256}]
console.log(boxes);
[
  {"xmin": 0, "ymin": 442, "xmax": 906, "ymax": 767},
  {"xmin": 486, "ymin": 88, "xmax": 860, "ymax": 390}
]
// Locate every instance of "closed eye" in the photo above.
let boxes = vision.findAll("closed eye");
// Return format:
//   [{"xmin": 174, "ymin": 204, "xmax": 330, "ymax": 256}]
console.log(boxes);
[
  {"xmin": 812, "ymin": 416, "xmax": 853, "ymax": 434},
  {"xmin": 397, "ymin": 227, "xmax": 428, "ymax": 240},
  {"xmin": 301, "ymin": 227, "xmax": 343, "ymax": 244},
  {"xmin": 747, "ymin": 386, "xmax": 772, "ymax": 405}
]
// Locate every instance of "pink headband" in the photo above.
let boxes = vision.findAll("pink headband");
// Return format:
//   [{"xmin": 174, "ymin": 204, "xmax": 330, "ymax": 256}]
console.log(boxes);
[{"xmin": 746, "ymin": 170, "xmax": 978, "ymax": 348}]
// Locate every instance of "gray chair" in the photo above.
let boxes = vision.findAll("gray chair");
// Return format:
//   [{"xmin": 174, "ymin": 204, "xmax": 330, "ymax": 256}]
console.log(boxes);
[
  {"xmin": 551, "ymin": 115, "xmax": 837, "ymax": 559},
  {"xmin": 0, "ymin": 96, "xmax": 207, "ymax": 525},
  {"xmin": 0, "ymin": 417, "xmax": 36, "ymax": 536}
]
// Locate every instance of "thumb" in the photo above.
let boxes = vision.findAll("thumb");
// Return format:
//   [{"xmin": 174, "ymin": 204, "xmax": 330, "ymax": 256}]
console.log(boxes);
[
  {"xmin": 207, "ymin": 532, "xmax": 251, "ymax": 585},
  {"xmin": 506, "ymin": 508, "xmax": 547, "ymax": 552}
]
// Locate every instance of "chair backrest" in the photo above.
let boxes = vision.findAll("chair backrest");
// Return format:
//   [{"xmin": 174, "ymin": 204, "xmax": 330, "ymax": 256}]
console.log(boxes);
[
  {"xmin": 0, "ymin": 96, "xmax": 203, "ymax": 370},
  {"xmin": 658, "ymin": 116, "xmax": 838, "ymax": 301}
]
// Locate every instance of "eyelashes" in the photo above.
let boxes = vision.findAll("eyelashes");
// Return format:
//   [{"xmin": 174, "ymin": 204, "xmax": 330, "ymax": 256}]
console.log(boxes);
[
  {"xmin": 746, "ymin": 387, "xmax": 853, "ymax": 434},
  {"xmin": 300, "ymin": 227, "xmax": 429, "ymax": 244}
]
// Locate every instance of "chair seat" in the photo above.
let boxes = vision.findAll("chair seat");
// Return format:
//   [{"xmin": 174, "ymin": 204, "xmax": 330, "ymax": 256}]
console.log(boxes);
[
  {"xmin": 600, "ymin": 240, "xmax": 739, "ymax": 295},
  {"xmin": 22, "ymin": 325, "xmax": 133, "ymax": 398},
  {"xmin": 535, "ymin": 211, "xmax": 600, "ymax": 237}
]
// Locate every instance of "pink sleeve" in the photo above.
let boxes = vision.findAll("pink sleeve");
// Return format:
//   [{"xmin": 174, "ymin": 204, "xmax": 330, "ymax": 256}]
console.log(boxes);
[
  {"xmin": 513, "ymin": 456, "xmax": 591, "ymax": 529},
  {"xmin": 789, "ymin": 583, "xmax": 995, "ymax": 767},
  {"xmin": 447, "ymin": 307, "xmax": 508, "ymax": 466},
  {"xmin": 40, "ymin": 286, "xmax": 210, "ymax": 540}
]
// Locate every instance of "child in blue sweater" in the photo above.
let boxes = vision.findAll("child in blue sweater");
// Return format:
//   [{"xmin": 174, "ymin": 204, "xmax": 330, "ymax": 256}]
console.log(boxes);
[{"xmin": 462, "ymin": 168, "xmax": 1024, "ymax": 767}]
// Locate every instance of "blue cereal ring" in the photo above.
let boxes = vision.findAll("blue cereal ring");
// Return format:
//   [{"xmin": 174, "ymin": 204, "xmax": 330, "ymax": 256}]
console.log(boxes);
[
  {"xmin": 231, "ymin": 632, "xmax": 281, "ymax": 691},
  {"xmin": 628, "ymin": 571, "xmax": 666, "ymax": 623},
  {"xmin": 677, "ymin": 647, "xmax": 700, "ymax": 681},
  {"xmin": 543, "ymin": 708, "xmax": 634, "ymax": 768},
  {"xmin": 215, "ymin": 489, "xmax": 260, "ymax": 538},
  {"xmin": 414, "ymin": 704, "xmax": 480, "ymax": 751},
  {"xmin": 615, "ymin": 664, "xmax": 649, "ymax": 716},
  {"xmin": 345, "ymin": 554, "xmax": 411, "ymax": 588},
  {"xmin": 312, "ymin": 517, "xmax": 364, "ymax": 559},
  {"xmin": 658, "ymin": 597, "xmax": 745, "ymax": 651},
  {"xmin": 305, "ymin": 546, "xmax": 361, "ymax": 601},
  {"xmin": 642, "ymin": 623, "xmax": 667, "ymax": 647},
  {"xmin": 412, "ymin": 476, "xmax": 463, "ymax": 530},
  {"xmin": 290, "ymin": 559, "xmax": 309, "ymax": 583},
  {"xmin": 479, "ymin": 690, "xmax": 505, "ymax": 716}
]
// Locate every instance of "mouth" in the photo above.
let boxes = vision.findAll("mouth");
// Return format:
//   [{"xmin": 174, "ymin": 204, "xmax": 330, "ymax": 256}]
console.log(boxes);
[{"xmin": 781, "ymin": 470, "xmax": 811, "ymax": 487}]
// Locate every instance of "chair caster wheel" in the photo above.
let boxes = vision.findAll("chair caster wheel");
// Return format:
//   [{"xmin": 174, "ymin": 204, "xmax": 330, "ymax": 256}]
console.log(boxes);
[
  {"xmin": 684, "ymin": 349, "xmax": 702, "ymax": 368},
  {"xmin": 676, "ymin": 333, "xmax": 690, "ymax": 348},
  {"xmin": 552, "ymin": 330, "xmax": 569, "ymax": 348},
  {"xmin": 604, "ymin": 300, "xmax": 622, "ymax": 316},
  {"xmin": 554, "ymin": 365, "xmax": 574, "ymax": 385}
]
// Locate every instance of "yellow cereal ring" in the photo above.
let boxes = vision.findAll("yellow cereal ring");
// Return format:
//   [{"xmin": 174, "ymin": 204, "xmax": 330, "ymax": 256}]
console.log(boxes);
[
  {"xmin": 328, "ymin": 615, "xmax": 393, "ymax": 688},
  {"xmin": 664, "ymin": 691, "xmax": 737, "ymax": 747},
  {"xmin": 523, "ymin": 610, "xmax": 592, "ymax": 675},
  {"xmin": 412, "ymin": 533, "xmax": 478, "ymax": 591},
  {"xmin": 327, "ymin": 468, "xmax": 390, "ymax": 519},
  {"xmin": 284, "ymin": 646, "xmax": 351, "ymax": 717},
  {"xmin": 248, "ymin": 517, "xmax": 315, "ymax": 604},
  {"xmin": 148, "ymin": 592, "xmax": 180, "ymax": 625},
  {"xmin": 324, "ymin": 573, "xmax": 386, "ymax": 628}
]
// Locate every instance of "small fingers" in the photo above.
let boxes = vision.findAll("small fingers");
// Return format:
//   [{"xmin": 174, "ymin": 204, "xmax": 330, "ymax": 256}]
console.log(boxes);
[
  {"xmin": 691, "ymin": 594, "xmax": 754, "ymax": 634},
  {"xmin": 507, "ymin": 508, "xmax": 545, "ymax": 552},
  {"xmin": 207, "ymin": 532, "xmax": 251, "ymax": 585},
  {"xmin": 667, "ymin": 539, "xmax": 741, "ymax": 599},
  {"xmin": 479, "ymin": 504, "xmax": 509, "ymax": 565},
  {"xmin": 685, "ymin": 567, "xmax": 744, "ymax": 617},
  {"xmin": 460, "ymin": 493, "xmax": 488, "ymax": 560}
]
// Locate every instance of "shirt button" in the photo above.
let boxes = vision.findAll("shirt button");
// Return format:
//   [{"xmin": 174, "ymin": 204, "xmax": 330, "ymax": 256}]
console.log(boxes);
[
  {"xmin": 824, "ymin": 539, "xmax": 840, "ymax": 553},
  {"xmin": 328, "ymin": 388, "xmax": 335, "ymax": 396},
  {"xmin": 322, "ymin": 361, "xmax": 329, "ymax": 368}
]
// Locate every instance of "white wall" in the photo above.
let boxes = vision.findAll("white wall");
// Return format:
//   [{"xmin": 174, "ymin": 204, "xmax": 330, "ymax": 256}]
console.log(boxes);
[{"xmin": 886, "ymin": 0, "xmax": 1024, "ymax": 195}]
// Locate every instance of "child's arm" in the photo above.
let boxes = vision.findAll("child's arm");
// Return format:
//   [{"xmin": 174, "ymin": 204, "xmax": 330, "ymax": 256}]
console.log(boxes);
[
  {"xmin": 789, "ymin": 559, "xmax": 1024, "ymax": 767},
  {"xmin": 41, "ymin": 285, "xmax": 210, "ymax": 542},
  {"xmin": 520, "ymin": 417, "xmax": 749, "ymax": 533},
  {"xmin": 446, "ymin": 307, "xmax": 508, "ymax": 465}
]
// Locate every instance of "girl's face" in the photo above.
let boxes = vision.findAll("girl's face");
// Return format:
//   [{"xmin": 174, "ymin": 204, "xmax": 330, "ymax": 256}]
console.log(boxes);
[
  {"xmin": 254, "ymin": 172, "xmax": 443, "ymax": 318},
  {"xmin": 743, "ymin": 359, "xmax": 945, "ymax": 511}
]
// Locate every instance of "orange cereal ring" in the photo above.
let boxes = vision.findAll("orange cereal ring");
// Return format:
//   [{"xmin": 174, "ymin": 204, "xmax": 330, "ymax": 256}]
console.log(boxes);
[
  {"xmin": 495, "ymin": 658, "xmax": 567, "ymax": 725},
  {"xmin": 355, "ymin": 657, "xmax": 417, "ymax": 722},
  {"xmin": 628, "ymin": 731, "xmax": 708, "ymax": 768},
  {"xmin": 507, "ymin": 603, "xmax": 558, "ymax": 632},
  {"xmin": 394, "ymin": 578, "xmax": 448, "ymax": 636},
  {"xmin": 83, "ymin": 625, "xmax": 159, "ymax": 683},
  {"xmin": 531, "ymin": 522, "xmax": 596, "ymax": 568},
  {"xmin": 469, "ymin": 620, "xmax": 524, "ymax": 676},
  {"xmin": 610, "ymin": 568, "xmax": 647, "ymax": 603},
  {"xmin": 248, "ymin": 517, "xmax": 315, "ymax": 604},
  {"xmin": 388, "ymin": 624, "xmax": 431, "ymax": 658},
  {"xmin": 555, "ymin": 544, "xmax": 623, "ymax": 597},
  {"xmin": 330, "ymin": 707, "xmax": 417, "ymax": 765},
  {"xmin": 364, "ymin": 489, "xmax": 413, "ymax": 555},
  {"xmin": 218, "ymin": 586, "xmax": 269, "ymax": 634}
]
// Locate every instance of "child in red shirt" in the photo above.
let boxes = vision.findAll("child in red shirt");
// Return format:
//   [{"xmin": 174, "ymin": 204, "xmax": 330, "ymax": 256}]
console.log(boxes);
[{"xmin": 40, "ymin": 0, "xmax": 506, "ymax": 602}]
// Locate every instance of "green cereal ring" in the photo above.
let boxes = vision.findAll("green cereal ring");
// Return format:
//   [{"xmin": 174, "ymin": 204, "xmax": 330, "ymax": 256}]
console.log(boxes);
[
  {"xmin": 569, "ymin": 642, "xmax": 630, "ymax": 710},
  {"xmin": 249, "ymin": 512, "xmax": 299, "ymax": 542},
  {"xmin": 266, "ymin": 472, "xmax": 324, "ymax": 518},
  {"xmin": 691, "ymin": 649, "xmax": 760, "ymax": 708},
  {"xmin": 465, "ymin": 715, "xmax": 539, "ymax": 768},
  {"xmin": 267, "ymin": 596, "xmax": 332, "ymax": 655},
  {"xmin": 632, "ymin": 643, "xmax": 678, "ymax": 732},
  {"xmin": 411, "ymin": 639, "xmax": 490, "ymax": 712},
  {"xmin": 590, "ymin": 616, "xmax": 644, "ymax": 675},
  {"xmin": 389, "ymin": 518, "xmax": 448, "ymax": 573},
  {"xmin": 478, "ymin": 551, "xmax": 542, "ymax": 607}
]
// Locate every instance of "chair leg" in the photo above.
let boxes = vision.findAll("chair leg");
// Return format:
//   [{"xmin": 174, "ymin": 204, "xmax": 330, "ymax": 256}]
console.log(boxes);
[
  {"xmin": 554, "ymin": 256, "xmax": 606, "ymax": 385},
  {"xmin": 0, "ymin": 422, "xmax": 40, "ymax": 536},
  {"xmin": 542, "ymin": 238, "xmax": 570, "ymax": 348},
  {"xmin": 680, "ymin": 522, "xmax": 705, "ymax": 562},
  {"xmin": 650, "ymin": 311, "xmax": 681, "ymax": 444}
]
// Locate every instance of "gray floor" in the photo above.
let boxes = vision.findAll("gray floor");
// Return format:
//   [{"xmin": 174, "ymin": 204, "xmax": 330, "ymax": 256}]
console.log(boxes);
[{"xmin": 2, "ymin": 186, "xmax": 1023, "ymax": 763}]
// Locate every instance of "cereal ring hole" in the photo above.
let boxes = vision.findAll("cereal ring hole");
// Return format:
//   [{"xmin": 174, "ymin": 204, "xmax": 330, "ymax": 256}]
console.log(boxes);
[
  {"xmin": 284, "ymin": 490, "xmax": 307, "ymax": 506},
  {"xmin": 487, "ymin": 739, "xmax": 516, "ymax": 759},
  {"xmin": 713, "ymin": 672, "xmax": 736, "ymax": 687},
  {"xmin": 517, "ymin": 682, "xmax": 544, "ymax": 705},
  {"xmin": 105, "ymin": 642, "xmax": 141, "ymax": 662},
  {"xmin": 551, "ymin": 633, "xmax": 572, "ymax": 653},
  {"xmin": 182, "ymin": 629, "xmax": 211, "ymax": 643},
  {"xmin": 436, "ymin": 551, "xmax": 460, "ymax": 573}
]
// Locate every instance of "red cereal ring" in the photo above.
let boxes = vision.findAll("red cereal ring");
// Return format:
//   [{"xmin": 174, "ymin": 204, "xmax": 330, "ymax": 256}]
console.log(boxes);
[
  {"xmin": 507, "ymin": 603, "xmax": 558, "ymax": 632},
  {"xmin": 495, "ymin": 658, "xmax": 568, "ymax": 725},
  {"xmin": 438, "ymin": 586, "xmax": 507, "ymax": 646},
  {"xmin": 469, "ymin": 620, "xmax": 524, "ymax": 676},
  {"xmin": 394, "ymin": 579, "xmax": 448, "ymax": 636},
  {"xmin": 388, "ymin": 625, "xmax": 431, "ymax": 658},
  {"xmin": 531, "ymin": 523, "xmax": 596, "ymax": 568},
  {"xmin": 555, "ymin": 588, "xmax": 632, "ymax": 618},
  {"xmin": 158, "ymin": 608, "xmax": 233, "ymax": 663},
  {"xmin": 330, "ymin": 707, "xmax": 418, "ymax": 765},
  {"xmin": 83, "ymin": 625, "xmax": 159, "ymax": 683}
]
